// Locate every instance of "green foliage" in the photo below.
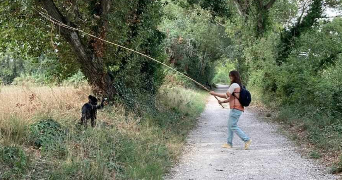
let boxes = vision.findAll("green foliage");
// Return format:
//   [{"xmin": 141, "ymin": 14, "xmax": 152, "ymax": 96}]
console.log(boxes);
[
  {"xmin": 1, "ymin": 0, "xmax": 166, "ymax": 97},
  {"xmin": 276, "ymin": 0, "xmax": 323, "ymax": 64},
  {"xmin": 104, "ymin": 0, "xmax": 166, "ymax": 97},
  {"xmin": 185, "ymin": 0, "xmax": 232, "ymax": 18},
  {"xmin": 160, "ymin": 1, "xmax": 232, "ymax": 86},
  {"xmin": 221, "ymin": 0, "xmax": 342, "ymax": 167},
  {"xmin": 246, "ymin": 17, "xmax": 342, "ymax": 161},
  {"xmin": 62, "ymin": 70, "xmax": 87, "ymax": 87},
  {"xmin": 0, "ymin": 1, "xmax": 71, "ymax": 84},
  {"xmin": 212, "ymin": 60, "xmax": 236, "ymax": 84},
  {"xmin": 29, "ymin": 119, "xmax": 68, "ymax": 158},
  {"xmin": 0, "ymin": 146, "xmax": 30, "ymax": 179},
  {"xmin": 309, "ymin": 150, "xmax": 322, "ymax": 159},
  {"xmin": 12, "ymin": 73, "xmax": 53, "ymax": 86}
]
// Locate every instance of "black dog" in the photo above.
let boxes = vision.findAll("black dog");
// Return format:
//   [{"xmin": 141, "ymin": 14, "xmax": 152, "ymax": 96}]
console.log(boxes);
[{"xmin": 80, "ymin": 95, "xmax": 107, "ymax": 128}]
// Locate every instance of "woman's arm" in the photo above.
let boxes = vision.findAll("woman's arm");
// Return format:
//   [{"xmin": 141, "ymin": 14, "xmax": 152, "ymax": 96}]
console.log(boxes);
[
  {"xmin": 218, "ymin": 99, "xmax": 229, "ymax": 104},
  {"xmin": 210, "ymin": 91, "xmax": 229, "ymax": 99}
]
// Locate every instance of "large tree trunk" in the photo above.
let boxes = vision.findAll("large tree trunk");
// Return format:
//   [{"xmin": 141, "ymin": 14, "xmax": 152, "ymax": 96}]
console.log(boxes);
[{"xmin": 38, "ymin": 0, "xmax": 116, "ymax": 98}]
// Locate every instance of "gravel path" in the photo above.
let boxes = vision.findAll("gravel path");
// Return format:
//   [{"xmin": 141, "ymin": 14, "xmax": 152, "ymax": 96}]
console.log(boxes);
[{"xmin": 165, "ymin": 85, "xmax": 338, "ymax": 180}]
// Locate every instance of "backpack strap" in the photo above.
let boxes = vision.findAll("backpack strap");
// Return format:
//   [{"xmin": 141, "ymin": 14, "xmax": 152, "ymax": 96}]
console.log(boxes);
[
  {"xmin": 232, "ymin": 84, "xmax": 243, "ymax": 104},
  {"xmin": 232, "ymin": 84, "xmax": 243, "ymax": 100},
  {"xmin": 232, "ymin": 92, "xmax": 240, "ymax": 100}
]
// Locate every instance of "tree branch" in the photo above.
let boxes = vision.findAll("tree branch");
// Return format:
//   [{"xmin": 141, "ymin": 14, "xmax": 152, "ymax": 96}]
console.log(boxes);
[
  {"xmin": 264, "ymin": 0, "xmax": 276, "ymax": 9},
  {"xmin": 233, "ymin": 0, "xmax": 244, "ymax": 16},
  {"xmin": 38, "ymin": 0, "xmax": 90, "ymax": 65},
  {"xmin": 297, "ymin": 0, "xmax": 310, "ymax": 24},
  {"xmin": 233, "ymin": 0, "xmax": 250, "ymax": 17},
  {"xmin": 89, "ymin": 0, "xmax": 111, "ymax": 57},
  {"xmin": 38, "ymin": 0, "xmax": 116, "ymax": 97}
]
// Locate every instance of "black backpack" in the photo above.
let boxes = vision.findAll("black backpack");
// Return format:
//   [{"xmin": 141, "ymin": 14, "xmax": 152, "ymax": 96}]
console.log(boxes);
[{"xmin": 233, "ymin": 86, "xmax": 252, "ymax": 107}]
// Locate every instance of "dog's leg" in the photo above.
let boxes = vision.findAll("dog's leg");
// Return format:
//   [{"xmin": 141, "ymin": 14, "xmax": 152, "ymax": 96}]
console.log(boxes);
[
  {"xmin": 91, "ymin": 117, "xmax": 96, "ymax": 128},
  {"xmin": 80, "ymin": 113, "xmax": 85, "ymax": 125},
  {"xmin": 79, "ymin": 117, "xmax": 83, "ymax": 126},
  {"xmin": 83, "ymin": 114, "xmax": 88, "ymax": 129}
]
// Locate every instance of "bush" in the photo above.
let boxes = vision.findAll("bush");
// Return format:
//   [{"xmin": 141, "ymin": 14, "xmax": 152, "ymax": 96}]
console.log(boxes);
[
  {"xmin": 62, "ymin": 70, "xmax": 87, "ymax": 87},
  {"xmin": 29, "ymin": 119, "xmax": 68, "ymax": 158},
  {"xmin": 0, "ymin": 146, "xmax": 30, "ymax": 179},
  {"xmin": 12, "ymin": 73, "xmax": 54, "ymax": 86}
]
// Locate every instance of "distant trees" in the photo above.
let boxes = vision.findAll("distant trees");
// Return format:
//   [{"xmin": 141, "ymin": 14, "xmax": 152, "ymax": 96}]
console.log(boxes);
[{"xmin": 161, "ymin": 1, "xmax": 232, "ymax": 86}]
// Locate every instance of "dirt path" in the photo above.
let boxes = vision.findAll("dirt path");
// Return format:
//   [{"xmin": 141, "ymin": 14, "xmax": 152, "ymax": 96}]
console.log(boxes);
[{"xmin": 165, "ymin": 85, "xmax": 338, "ymax": 180}]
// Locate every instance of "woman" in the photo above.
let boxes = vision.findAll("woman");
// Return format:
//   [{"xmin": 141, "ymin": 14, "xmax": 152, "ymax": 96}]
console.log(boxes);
[{"xmin": 210, "ymin": 70, "xmax": 252, "ymax": 150}]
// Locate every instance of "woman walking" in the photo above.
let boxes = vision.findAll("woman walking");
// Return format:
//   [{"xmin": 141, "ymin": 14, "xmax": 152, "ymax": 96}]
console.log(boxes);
[{"xmin": 210, "ymin": 70, "xmax": 252, "ymax": 150}]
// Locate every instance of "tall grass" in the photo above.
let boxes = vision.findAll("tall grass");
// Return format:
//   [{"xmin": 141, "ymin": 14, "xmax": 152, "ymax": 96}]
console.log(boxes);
[
  {"xmin": 0, "ymin": 84, "xmax": 208, "ymax": 179},
  {"xmin": 0, "ymin": 85, "xmax": 91, "ymax": 145}
]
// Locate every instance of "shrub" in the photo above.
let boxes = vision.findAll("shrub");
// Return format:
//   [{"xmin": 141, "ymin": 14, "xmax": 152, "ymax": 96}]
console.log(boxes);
[
  {"xmin": 62, "ymin": 70, "xmax": 87, "ymax": 87},
  {"xmin": 0, "ymin": 146, "xmax": 30, "ymax": 179},
  {"xmin": 29, "ymin": 119, "xmax": 68, "ymax": 158}
]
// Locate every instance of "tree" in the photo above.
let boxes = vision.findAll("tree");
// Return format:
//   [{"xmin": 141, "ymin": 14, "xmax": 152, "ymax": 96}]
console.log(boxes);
[
  {"xmin": 276, "ymin": 0, "xmax": 323, "ymax": 65},
  {"xmin": 0, "ymin": 0, "xmax": 166, "ymax": 99},
  {"xmin": 186, "ymin": 0, "xmax": 232, "ymax": 18},
  {"xmin": 160, "ymin": 2, "xmax": 232, "ymax": 86},
  {"xmin": 233, "ymin": 0, "xmax": 277, "ymax": 37},
  {"xmin": 36, "ymin": 0, "xmax": 117, "ymax": 97}
]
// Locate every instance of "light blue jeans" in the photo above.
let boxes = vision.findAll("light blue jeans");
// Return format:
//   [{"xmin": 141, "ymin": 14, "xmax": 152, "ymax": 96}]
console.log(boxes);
[{"xmin": 227, "ymin": 109, "xmax": 250, "ymax": 146}]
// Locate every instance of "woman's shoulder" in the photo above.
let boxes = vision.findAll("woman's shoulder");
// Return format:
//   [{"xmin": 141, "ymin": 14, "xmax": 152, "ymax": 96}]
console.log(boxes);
[{"xmin": 230, "ymin": 83, "xmax": 240, "ymax": 88}]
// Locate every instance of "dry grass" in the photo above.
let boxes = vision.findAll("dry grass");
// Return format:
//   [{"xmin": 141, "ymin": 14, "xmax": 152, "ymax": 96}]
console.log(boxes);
[
  {"xmin": 0, "ymin": 85, "xmax": 91, "ymax": 120},
  {"xmin": 0, "ymin": 84, "xmax": 208, "ymax": 179},
  {"xmin": 0, "ymin": 85, "xmax": 91, "ymax": 145}
]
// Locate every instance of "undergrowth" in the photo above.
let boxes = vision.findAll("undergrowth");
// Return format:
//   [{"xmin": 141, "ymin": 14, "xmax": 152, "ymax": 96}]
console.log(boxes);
[{"xmin": 0, "ymin": 82, "xmax": 208, "ymax": 179}]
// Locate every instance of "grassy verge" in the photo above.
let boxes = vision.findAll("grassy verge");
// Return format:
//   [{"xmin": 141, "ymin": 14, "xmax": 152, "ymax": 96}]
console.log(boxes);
[
  {"xmin": 251, "ymin": 89, "xmax": 342, "ymax": 175},
  {"xmin": 0, "ymin": 84, "xmax": 208, "ymax": 179}
]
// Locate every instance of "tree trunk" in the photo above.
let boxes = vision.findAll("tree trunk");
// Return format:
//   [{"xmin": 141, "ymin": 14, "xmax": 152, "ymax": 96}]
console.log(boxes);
[{"xmin": 37, "ymin": 0, "xmax": 116, "ymax": 98}]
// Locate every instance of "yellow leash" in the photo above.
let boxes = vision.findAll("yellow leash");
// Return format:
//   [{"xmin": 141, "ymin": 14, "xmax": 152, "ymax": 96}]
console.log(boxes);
[{"xmin": 38, "ymin": 10, "xmax": 225, "ymax": 108}]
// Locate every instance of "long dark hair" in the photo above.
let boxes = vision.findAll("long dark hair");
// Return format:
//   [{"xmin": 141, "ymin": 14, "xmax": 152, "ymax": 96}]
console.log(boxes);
[{"xmin": 229, "ymin": 70, "xmax": 243, "ymax": 87}]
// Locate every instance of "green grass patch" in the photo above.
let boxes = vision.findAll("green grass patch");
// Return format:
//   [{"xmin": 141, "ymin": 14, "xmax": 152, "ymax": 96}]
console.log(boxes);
[
  {"xmin": 0, "ymin": 146, "xmax": 30, "ymax": 179},
  {"xmin": 331, "ymin": 154, "xmax": 342, "ymax": 174},
  {"xmin": 309, "ymin": 150, "xmax": 322, "ymax": 159}
]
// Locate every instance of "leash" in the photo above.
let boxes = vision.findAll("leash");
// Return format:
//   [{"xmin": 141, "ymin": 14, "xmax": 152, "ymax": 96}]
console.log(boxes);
[{"xmin": 37, "ymin": 10, "xmax": 225, "ymax": 108}]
